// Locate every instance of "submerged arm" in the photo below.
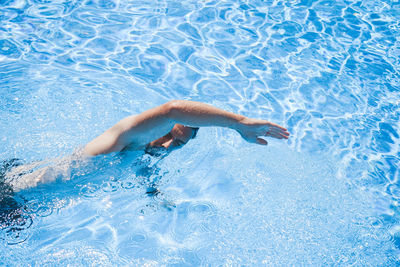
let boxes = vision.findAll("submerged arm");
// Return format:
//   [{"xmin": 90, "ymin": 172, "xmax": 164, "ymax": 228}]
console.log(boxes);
[{"xmin": 84, "ymin": 100, "xmax": 289, "ymax": 156}]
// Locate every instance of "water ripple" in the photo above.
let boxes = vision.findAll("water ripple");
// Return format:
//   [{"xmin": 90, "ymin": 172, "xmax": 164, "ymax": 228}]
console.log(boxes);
[{"xmin": 0, "ymin": 0, "xmax": 399, "ymax": 264}]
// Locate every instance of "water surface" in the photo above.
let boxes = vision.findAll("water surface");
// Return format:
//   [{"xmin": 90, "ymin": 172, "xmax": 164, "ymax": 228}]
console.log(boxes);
[{"xmin": 0, "ymin": 0, "xmax": 399, "ymax": 265}]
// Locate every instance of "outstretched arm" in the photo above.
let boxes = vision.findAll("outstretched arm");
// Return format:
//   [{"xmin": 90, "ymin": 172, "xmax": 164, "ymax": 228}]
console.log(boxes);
[
  {"xmin": 167, "ymin": 100, "xmax": 289, "ymax": 144},
  {"xmin": 83, "ymin": 100, "xmax": 289, "ymax": 156}
]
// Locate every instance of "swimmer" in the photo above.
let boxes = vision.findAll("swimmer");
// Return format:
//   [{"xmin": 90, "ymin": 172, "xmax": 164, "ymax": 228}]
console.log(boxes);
[{"xmin": 4, "ymin": 100, "xmax": 289, "ymax": 191}]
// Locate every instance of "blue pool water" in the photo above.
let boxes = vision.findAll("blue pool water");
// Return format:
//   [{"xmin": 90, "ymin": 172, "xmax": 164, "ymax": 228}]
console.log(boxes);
[{"xmin": 1, "ymin": 0, "xmax": 399, "ymax": 265}]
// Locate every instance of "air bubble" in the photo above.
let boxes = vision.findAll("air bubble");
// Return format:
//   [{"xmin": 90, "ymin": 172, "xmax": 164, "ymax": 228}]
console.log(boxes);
[{"xmin": 80, "ymin": 184, "xmax": 100, "ymax": 198}]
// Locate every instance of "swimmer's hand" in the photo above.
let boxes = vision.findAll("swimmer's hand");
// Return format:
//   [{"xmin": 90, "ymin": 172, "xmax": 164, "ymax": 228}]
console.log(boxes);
[{"xmin": 236, "ymin": 117, "xmax": 289, "ymax": 145}]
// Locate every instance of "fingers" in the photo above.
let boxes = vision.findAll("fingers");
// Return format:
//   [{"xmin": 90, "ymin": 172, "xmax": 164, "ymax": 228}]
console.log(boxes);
[
  {"xmin": 266, "ymin": 123, "xmax": 289, "ymax": 137},
  {"xmin": 276, "ymin": 130, "xmax": 290, "ymax": 139},
  {"xmin": 266, "ymin": 133, "xmax": 287, "ymax": 139},
  {"xmin": 268, "ymin": 122, "xmax": 287, "ymax": 132},
  {"xmin": 265, "ymin": 126, "xmax": 290, "ymax": 139}
]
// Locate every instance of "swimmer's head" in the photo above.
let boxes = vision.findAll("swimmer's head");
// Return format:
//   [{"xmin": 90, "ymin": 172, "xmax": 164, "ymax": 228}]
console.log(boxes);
[{"xmin": 146, "ymin": 124, "xmax": 199, "ymax": 154}]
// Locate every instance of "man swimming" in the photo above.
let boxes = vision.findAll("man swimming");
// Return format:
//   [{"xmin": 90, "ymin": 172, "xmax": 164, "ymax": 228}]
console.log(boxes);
[{"xmin": 4, "ymin": 100, "xmax": 289, "ymax": 191}]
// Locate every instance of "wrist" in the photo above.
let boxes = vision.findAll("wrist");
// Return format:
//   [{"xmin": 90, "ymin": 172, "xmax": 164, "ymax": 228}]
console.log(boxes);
[{"xmin": 233, "ymin": 115, "xmax": 248, "ymax": 132}]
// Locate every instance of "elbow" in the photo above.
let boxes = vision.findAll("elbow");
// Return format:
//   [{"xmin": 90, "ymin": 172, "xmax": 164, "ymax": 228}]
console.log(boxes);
[{"xmin": 165, "ymin": 100, "xmax": 185, "ymax": 118}]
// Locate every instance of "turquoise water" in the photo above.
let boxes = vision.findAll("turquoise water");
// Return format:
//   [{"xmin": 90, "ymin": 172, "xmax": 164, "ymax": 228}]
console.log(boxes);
[{"xmin": 1, "ymin": 0, "xmax": 399, "ymax": 265}]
